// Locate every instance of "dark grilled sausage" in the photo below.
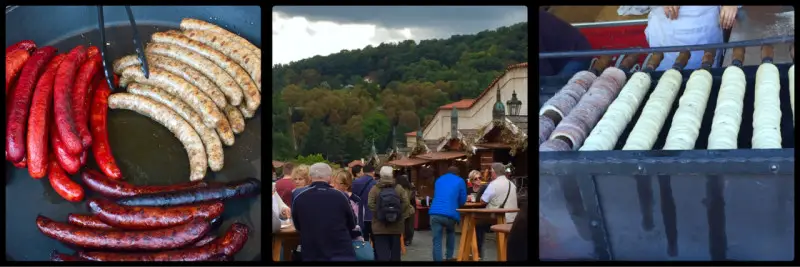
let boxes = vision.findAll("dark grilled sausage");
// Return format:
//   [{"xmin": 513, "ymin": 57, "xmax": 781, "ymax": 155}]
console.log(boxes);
[
  {"xmin": 67, "ymin": 213, "xmax": 115, "ymax": 230},
  {"xmin": 36, "ymin": 215, "xmax": 210, "ymax": 251},
  {"xmin": 77, "ymin": 223, "xmax": 249, "ymax": 261},
  {"xmin": 81, "ymin": 169, "xmax": 210, "ymax": 198},
  {"xmin": 51, "ymin": 250, "xmax": 84, "ymax": 261},
  {"xmin": 192, "ymin": 234, "xmax": 217, "ymax": 247},
  {"xmin": 117, "ymin": 178, "xmax": 260, "ymax": 206},
  {"xmin": 88, "ymin": 198, "xmax": 224, "ymax": 230}
]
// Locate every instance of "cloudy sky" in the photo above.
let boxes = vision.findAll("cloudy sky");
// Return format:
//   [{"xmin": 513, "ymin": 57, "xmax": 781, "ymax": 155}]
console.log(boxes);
[{"xmin": 272, "ymin": 6, "xmax": 527, "ymax": 65}]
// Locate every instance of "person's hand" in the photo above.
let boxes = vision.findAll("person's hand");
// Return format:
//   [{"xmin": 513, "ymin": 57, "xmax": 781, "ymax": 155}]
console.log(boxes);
[
  {"xmin": 281, "ymin": 207, "xmax": 291, "ymax": 218},
  {"xmin": 719, "ymin": 6, "xmax": 738, "ymax": 29},
  {"xmin": 663, "ymin": 6, "xmax": 680, "ymax": 20}
]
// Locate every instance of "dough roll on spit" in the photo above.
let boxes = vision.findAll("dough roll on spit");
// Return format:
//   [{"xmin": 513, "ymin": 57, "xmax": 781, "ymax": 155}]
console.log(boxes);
[
  {"xmin": 752, "ymin": 63, "xmax": 782, "ymax": 148},
  {"xmin": 539, "ymin": 115, "xmax": 556, "ymax": 146},
  {"xmin": 539, "ymin": 71, "xmax": 597, "ymax": 122},
  {"xmin": 580, "ymin": 72, "xmax": 652, "ymax": 151},
  {"xmin": 540, "ymin": 138, "xmax": 571, "ymax": 152},
  {"xmin": 790, "ymin": 64, "xmax": 794, "ymax": 126},
  {"xmin": 663, "ymin": 69, "xmax": 714, "ymax": 150},
  {"xmin": 707, "ymin": 66, "xmax": 746, "ymax": 149},
  {"xmin": 622, "ymin": 69, "xmax": 684, "ymax": 150},
  {"xmin": 550, "ymin": 67, "xmax": 628, "ymax": 149}
]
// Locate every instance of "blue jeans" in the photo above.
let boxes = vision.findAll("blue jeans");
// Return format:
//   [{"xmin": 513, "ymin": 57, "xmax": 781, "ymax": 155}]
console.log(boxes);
[
  {"xmin": 430, "ymin": 214, "xmax": 457, "ymax": 261},
  {"xmin": 558, "ymin": 58, "xmax": 592, "ymax": 77}
]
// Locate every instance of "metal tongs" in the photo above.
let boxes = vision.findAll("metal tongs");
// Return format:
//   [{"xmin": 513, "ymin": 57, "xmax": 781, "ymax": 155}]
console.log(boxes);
[{"xmin": 96, "ymin": 6, "xmax": 149, "ymax": 91}]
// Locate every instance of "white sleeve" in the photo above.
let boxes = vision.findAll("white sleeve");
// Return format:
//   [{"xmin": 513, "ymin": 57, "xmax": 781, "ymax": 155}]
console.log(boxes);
[
  {"xmin": 274, "ymin": 192, "xmax": 288, "ymax": 210},
  {"xmin": 481, "ymin": 182, "xmax": 497, "ymax": 203}
]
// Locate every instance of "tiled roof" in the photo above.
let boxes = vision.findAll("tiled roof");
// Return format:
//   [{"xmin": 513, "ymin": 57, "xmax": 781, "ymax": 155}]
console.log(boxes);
[
  {"xmin": 438, "ymin": 99, "xmax": 475, "ymax": 110},
  {"xmin": 416, "ymin": 151, "xmax": 467, "ymax": 161},
  {"xmin": 388, "ymin": 158, "xmax": 430, "ymax": 167},
  {"xmin": 507, "ymin": 115, "xmax": 528, "ymax": 133},
  {"xmin": 417, "ymin": 62, "xmax": 528, "ymax": 137}
]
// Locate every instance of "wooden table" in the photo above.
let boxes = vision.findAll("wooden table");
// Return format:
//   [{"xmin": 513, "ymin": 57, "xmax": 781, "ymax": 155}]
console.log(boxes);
[
  {"xmin": 455, "ymin": 208, "xmax": 520, "ymax": 261},
  {"xmin": 272, "ymin": 225, "xmax": 299, "ymax": 261},
  {"xmin": 490, "ymin": 223, "xmax": 513, "ymax": 261},
  {"xmin": 462, "ymin": 202, "xmax": 487, "ymax": 208}
]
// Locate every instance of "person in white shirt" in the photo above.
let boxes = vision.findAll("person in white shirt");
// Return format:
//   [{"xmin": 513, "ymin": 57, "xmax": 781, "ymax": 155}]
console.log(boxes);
[{"xmin": 475, "ymin": 162, "xmax": 518, "ymax": 260}]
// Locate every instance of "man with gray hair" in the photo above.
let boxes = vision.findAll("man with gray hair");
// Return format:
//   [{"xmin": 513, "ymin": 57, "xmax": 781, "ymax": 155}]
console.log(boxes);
[
  {"xmin": 291, "ymin": 163, "xmax": 359, "ymax": 261},
  {"xmin": 475, "ymin": 162, "xmax": 518, "ymax": 260}
]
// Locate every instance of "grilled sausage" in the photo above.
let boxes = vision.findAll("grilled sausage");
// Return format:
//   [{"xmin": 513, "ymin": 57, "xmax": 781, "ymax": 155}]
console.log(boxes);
[
  {"xmin": 52, "ymin": 122, "xmax": 81, "ymax": 175},
  {"xmin": 117, "ymin": 178, "xmax": 261, "ymax": 206},
  {"xmin": 182, "ymin": 30, "xmax": 261, "ymax": 91},
  {"xmin": 90, "ymin": 77, "xmax": 122, "ymax": 179},
  {"xmin": 151, "ymin": 31, "xmax": 260, "ymax": 112},
  {"xmin": 72, "ymin": 54, "xmax": 103, "ymax": 149},
  {"xmin": 223, "ymin": 105, "xmax": 245, "ymax": 134},
  {"xmin": 216, "ymin": 116, "xmax": 235, "ymax": 147},
  {"xmin": 127, "ymin": 83, "xmax": 225, "ymax": 171},
  {"xmin": 81, "ymin": 169, "xmax": 210, "ymax": 198},
  {"xmin": 107, "ymin": 93, "xmax": 207, "ymax": 181},
  {"xmin": 192, "ymin": 234, "xmax": 218, "ymax": 247},
  {"xmin": 27, "ymin": 54, "xmax": 66, "ymax": 178},
  {"xmin": 180, "ymin": 18, "xmax": 261, "ymax": 58},
  {"xmin": 7, "ymin": 47, "xmax": 58, "ymax": 163},
  {"xmin": 51, "ymin": 250, "xmax": 84, "ymax": 261},
  {"xmin": 6, "ymin": 49, "xmax": 30, "ymax": 91},
  {"xmin": 36, "ymin": 215, "xmax": 211, "ymax": 251},
  {"xmin": 54, "ymin": 46, "xmax": 88, "ymax": 155},
  {"xmin": 146, "ymin": 43, "xmax": 242, "ymax": 106},
  {"xmin": 88, "ymin": 198, "xmax": 224, "ymax": 230},
  {"xmin": 119, "ymin": 66, "xmax": 223, "ymax": 129},
  {"xmin": 6, "ymin": 40, "xmax": 37, "ymax": 54},
  {"xmin": 237, "ymin": 105, "xmax": 255, "ymax": 119},
  {"xmin": 76, "ymin": 222, "xmax": 248, "ymax": 261},
  {"xmin": 68, "ymin": 213, "xmax": 115, "ymax": 230},
  {"xmin": 113, "ymin": 54, "xmax": 227, "ymax": 109},
  {"xmin": 48, "ymin": 155, "xmax": 85, "ymax": 202}
]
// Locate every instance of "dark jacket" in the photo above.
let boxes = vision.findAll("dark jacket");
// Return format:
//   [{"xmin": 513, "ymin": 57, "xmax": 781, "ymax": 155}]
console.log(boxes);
[
  {"xmin": 539, "ymin": 10, "xmax": 592, "ymax": 76},
  {"xmin": 367, "ymin": 176, "xmax": 412, "ymax": 235},
  {"xmin": 507, "ymin": 194, "xmax": 528, "ymax": 261},
  {"xmin": 475, "ymin": 183, "xmax": 490, "ymax": 202},
  {"xmin": 291, "ymin": 181, "xmax": 357, "ymax": 261},
  {"xmin": 352, "ymin": 174, "xmax": 377, "ymax": 222}
]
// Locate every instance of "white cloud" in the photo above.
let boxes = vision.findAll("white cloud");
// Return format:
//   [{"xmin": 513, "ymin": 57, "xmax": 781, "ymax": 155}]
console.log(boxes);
[{"xmin": 272, "ymin": 12, "xmax": 421, "ymax": 66}]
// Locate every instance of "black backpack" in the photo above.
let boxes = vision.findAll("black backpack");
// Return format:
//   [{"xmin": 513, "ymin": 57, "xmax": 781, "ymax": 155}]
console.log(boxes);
[{"xmin": 376, "ymin": 186, "xmax": 402, "ymax": 223}]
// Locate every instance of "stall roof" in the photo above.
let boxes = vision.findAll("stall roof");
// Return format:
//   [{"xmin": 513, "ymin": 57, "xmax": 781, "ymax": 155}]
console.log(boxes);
[
  {"xmin": 417, "ymin": 151, "xmax": 467, "ymax": 161},
  {"xmin": 347, "ymin": 160, "xmax": 364, "ymax": 168},
  {"xmin": 477, "ymin": 142, "xmax": 512, "ymax": 149},
  {"xmin": 388, "ymin": 158, "xmax": 430, "ymax": 167}
]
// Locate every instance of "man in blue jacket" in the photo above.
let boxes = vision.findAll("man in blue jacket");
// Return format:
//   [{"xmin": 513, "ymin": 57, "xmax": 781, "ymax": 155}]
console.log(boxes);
[
  {"xmin": 351, "ymin": 164, "xmax": 378, "ymax": 243},
  {"xmin": 428, "ymin": 166, "xmax": 467, "ymax": 261}
]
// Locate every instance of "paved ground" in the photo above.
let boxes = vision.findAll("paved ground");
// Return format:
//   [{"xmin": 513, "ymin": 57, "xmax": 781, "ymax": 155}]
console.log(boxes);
[{"xmin": 402, "ymin": 229, "xmax": 498, "ymax": 261}]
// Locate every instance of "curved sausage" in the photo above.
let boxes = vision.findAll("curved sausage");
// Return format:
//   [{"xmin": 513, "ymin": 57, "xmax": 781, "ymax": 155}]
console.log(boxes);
[
  {"xmin": 48, "ymin": 155, "xmax": 85, "ymax": 202},
  {"xmin": 237, "ymin": 105, "xmax": 255, "ymax": 119},
  {"xmin": 119, "ymin": 66, "xmax": 224, "ymax": 129},
  {"xmin": 145, "ymin": 43, "xmax": 242, "ymax": 106},
  {"xmin": 88, "ymin": 198, "xmax": 223, "ymax": 230},
  {"xmin": 151, "ymin": 31, "xmax": 260, "ymax": 112},
  {"xmin": 36, "ymin": 215, "xmax": 211, "ymax": 251},
  {"xmin": 6, "ymin": 40, "xmax": 37, "ymax": 54},
  {"xmin": 127, "ymin": 83, "xmax": 225, "ymax": 171},
  {"xmin": 51, "ymin": 250, "xmax": 84, "ymax": 261},
  {"xmin": 107, "ymin": 93, "xmax": 207, "ymax": 181},
  {"xmin": 6, "ymin": 49, "xmax": 30, "ymax": 91},
  {"xmin": 76, "ymin": 223, "xmax": 248, "ymax": 261},
  {"xmin": 67, "ymin": 213, "xmax": 116, "ymax": 230},
  {"xmin": 182, "ymin": 29, "xmax": 261, "ymax": 91},
  {"xmin": 54, "ymin": 46, "xmax": 88, "ymax": 155},
  {"xmin": 113, "ymin": 54, "xmax": 227, "ymax": 109},
  {"xmin": 7, "ymin": 47, "xmax": 58, "ymax": 163},
  {"xmin": 90, "ymin": 77, "xmax": 122, "ymax": 179},
  {"xmin": 223, "ymin": 105, "xmax": 245, "ymax": 134},
  {"xmin": 52, "ymin": 122, "xmax": 81, "ymax": 175},
  {"xmin": 192, "ymin": 235, "xmax": 217, "ymax": 247},
  {"xmin": 81, "ymin": 169, "xmax": 210, "ymax": 198},
  {"xmin": 117, "ymin": 178, "xmax": 261, "ymax": 206},
  {"xmin": 180, "ymin": 18, "xmax": 261, "ymax": 58},
  {"xmin": 72, "ymin": 54, "xmax": 103, "ymax": 149},
  {"xmin": 27, "ymin": 54, "xmax": 66, "ymax": 178}
]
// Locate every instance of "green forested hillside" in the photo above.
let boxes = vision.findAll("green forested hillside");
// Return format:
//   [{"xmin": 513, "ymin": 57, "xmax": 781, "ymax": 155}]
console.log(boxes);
[{"xmin": 272, "ymin": 22, "xmax": 527, "ymax": 163}]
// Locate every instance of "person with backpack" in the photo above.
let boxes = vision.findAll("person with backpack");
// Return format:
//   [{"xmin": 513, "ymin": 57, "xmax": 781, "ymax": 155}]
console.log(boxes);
[
  {"xmin": 395, "ymin": 174, "xmax": 416, "ymax": 246},
  {"xmin": 476, "ymin": 162, "xmax": 518, "ymax": 260},
  {"xmin": 428, "ymin": 166, "xmax": 467, "ymax": 261},
  {"xmin": 367, "ymin": 166, "xmax": 412, "ymax": 261},
  {"xmin": 291, "ymin": 163, "xmax": 358, "ymax": 261},
  {"xmin": 352, "ymin": 164, "xmax": 378, "ymax": 244}
]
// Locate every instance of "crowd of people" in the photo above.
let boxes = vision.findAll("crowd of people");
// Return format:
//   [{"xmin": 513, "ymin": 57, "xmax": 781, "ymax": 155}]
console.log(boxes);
[{"xmin": 272, "ymin": 161, "xmax": 528, "ymax": 262}]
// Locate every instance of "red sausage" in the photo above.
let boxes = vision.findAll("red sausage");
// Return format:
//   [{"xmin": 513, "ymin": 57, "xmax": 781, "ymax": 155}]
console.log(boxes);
[
  {"xmin": 6, "ymin": 49, "xmax": 30, "ymax": 93},
  {"xmin": 12, "ymin": 156, "xmax": 27, "ymax": 168},
  {"xmin": 87, "ymin": 46, "xmax": 100, "ymax": 58},
  {"xmin": 67, "ymin": 213, "xmax": 115, "ymax": 230},
  {"xmin": 48, "ymin": 155, "xmax": 85, "ymax": 202},
  {"xmin": 192, "ymin": 235, "xmax": 217, "ymax": 247},
  {"xmin": 89, "ymin": 77, "xmax": 122, "ymax": 179},
  {"xmin": 76, "ymin": 223, "xmax": 248, "ymax": 261},
  {"xmin": 27, "ymin": 54, "xmax": 66, "ymax": 178},
  {"xmin": 6, "ymin": 47, "xmax": 58, "ymax": 163},
  {"xmin": 88, "ymin": 198, "xmax": 224, "ymax": 230},
  {"xmin": 51, "ymin": 122, "xmax": 81, "ymax": 174},
  {"xmin": 72, "ymin": 54, "xmax": 102, "ymax": 149},
  {"xmin": 51, "ymin": 250, "xmax": 84, "ymax": 261},
  {"xmin": 53, "ymin": 45, "xmax": 87, "ymax": 155},
  {"xmin": 36, "ymin": 215, "xmax": 211, "ymax": 251},
  {"xmin": 6, "ymin": 40, "xmax": 37, "ymax": 54},
  {"xmin": 81, "ymin": 169, "xmax": 209, "ymax": 198}
]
